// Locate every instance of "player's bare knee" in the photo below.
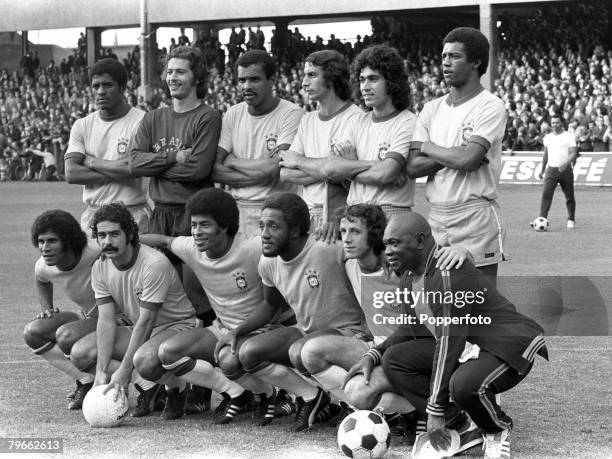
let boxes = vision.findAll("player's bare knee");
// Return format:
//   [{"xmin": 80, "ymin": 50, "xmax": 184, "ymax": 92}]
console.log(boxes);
[
  {"xmin": 157, "ymin": 340, "xmax": 181, "ymax": 365},
  {"xmin": 288, "ymin": 340, "xmax": 307, "ymax": 374},
  {"xmin": 23, "ymin": 320, "xmax": 47, "ymax": 349},
  {"xmin": 134, "ymin": 347, "xmax": 163, "ymax": 381},
  {"xmin": 344, "ymin": 375, "xmax": 377, "ymax": 410},
  {"xmin": 55, "ymin": 324, "xmax": 78, "ymax": 355},
  {"xmin": 23, "ymin": 321, "xmax": 37, "ymax": 348},
  {"xmin": 237, "ymin": 341, "xmax": 263, "ymax": 372},
  {"xmin": 70, "ymin": 341, "xmax": 95, "ymax": 371},
  {"xmin": 299, "ymin": 338, "xmax": 327, "ymax": 374},
  {"xmin": 218, "ymin": 347, "xmax": 242, "ymax": 378}
]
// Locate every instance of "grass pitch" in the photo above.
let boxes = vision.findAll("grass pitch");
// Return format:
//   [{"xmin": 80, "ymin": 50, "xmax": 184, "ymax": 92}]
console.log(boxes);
[{"xmin": 0, "ymin": 182, "xmax": 610, "ymax": 458}]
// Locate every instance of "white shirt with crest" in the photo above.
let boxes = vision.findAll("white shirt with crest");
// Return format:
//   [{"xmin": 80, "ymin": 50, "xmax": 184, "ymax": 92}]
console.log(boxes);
[{"xmin": 414, "ymin": 90, "xmax": 506, "ymax": 206}]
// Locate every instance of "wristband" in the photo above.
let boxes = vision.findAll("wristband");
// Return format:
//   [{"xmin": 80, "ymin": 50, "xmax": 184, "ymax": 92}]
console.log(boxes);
[
  {"xmin": 409, "ymin": 141, "xmax": 423, "ymax": 153},
  {"xmin": 363, "ymin": 348, "xmax": 382, "ymax": 366}
]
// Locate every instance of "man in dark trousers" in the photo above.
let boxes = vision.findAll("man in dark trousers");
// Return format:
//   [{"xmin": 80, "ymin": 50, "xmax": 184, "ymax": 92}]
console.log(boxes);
[
  {"xmin": 536, "ymin": 115, "xmax": 579, "ymax": 229},
  {"xmin": 346, "ymin": 212, "xmax": 547, "ymax": 458}
]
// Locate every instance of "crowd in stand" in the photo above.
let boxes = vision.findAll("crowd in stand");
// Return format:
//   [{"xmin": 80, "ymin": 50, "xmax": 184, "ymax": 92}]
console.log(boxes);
[{"xmin": 2, "ymin": 2, "xmax": 611, "ymax": 182}]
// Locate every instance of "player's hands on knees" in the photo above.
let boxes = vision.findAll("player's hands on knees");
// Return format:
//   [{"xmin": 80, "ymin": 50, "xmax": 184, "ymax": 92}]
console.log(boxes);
[
  {"xmin": 342, "ymin": 356, "xmax": 375, "ymax": 389},
  {"xmin": 435, "ymin": 245, "xmax": 473, "ymax": 270},
  {"xmin": 214, "ymin": 330, "xmax": 238, "ymax": 362},
  {"xmin": 427, "ymin": 414, "xmax": 452, "ymax": 452},
  {"xmin": 36, "ymin": 307, "xmax": 59, "ymax": 319}
]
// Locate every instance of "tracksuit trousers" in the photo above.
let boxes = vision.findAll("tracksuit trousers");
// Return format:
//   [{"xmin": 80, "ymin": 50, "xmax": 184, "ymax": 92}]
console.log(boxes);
[{"xmin": 382, "ymin": 338, "xmax": 530, "ymax": 433}]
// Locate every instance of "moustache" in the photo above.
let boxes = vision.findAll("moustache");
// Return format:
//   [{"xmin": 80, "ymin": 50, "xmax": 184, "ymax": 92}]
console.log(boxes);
[{"xmin": 102, "ymin": 246, "xmax": 118, "ymax": 252}]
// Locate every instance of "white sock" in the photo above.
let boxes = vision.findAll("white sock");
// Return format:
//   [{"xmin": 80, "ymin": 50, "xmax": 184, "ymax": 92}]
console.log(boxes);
[
  {"xmin": 254, "ymin": 363, "xmax": 319, "ymax": 401},
  {"xmin": 167, "ymin": 359, "xmax": 244, "ymax": 398},
  {"xmin": 132, "ymin": 372, "xmax": 157, "ymax": 391},
  {"xmin": 38, "ymin": 344, "xmax": 93, "ymax": 383},
  {"xmin": 312, "ymin": 364, "xmax": 348, "ymax": 403},
  {"xmin": 372, "ymin": 392, "xmax": 415, "ymax": 414},
  {"xmin": 235, "ymin": 373, "xmax": 274, "ymax": 397}
]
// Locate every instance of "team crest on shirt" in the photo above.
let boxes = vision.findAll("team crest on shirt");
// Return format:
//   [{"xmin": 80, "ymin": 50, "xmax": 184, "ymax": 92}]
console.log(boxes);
[
  {"xmin": 265, "ymin": 134, "xmax": 278, "ymax": 156},
  {"xmin": 116, "ymin": 137, "xmax": 129, "ymax": 156},
  {"xmin": 134, "ymin": 287, "xmax": 143, "ymax": 299},
  {"xmin": 377, "ymin": 142, "xmax": 390, "ymax": 160},
  {"xmin": 460, "ymin": 120, "xmax": 475, "ymax": 145},
  {"xmin": 232, "ymin": 271, "xmax": 248, "ymax": 290},
  {"xmin": 305, "ymin": 269, "xmax": 320, "ymax": 289}
]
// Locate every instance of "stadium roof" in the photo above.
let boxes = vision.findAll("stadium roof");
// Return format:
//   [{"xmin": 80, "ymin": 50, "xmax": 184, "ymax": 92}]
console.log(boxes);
[{"xmin": 0, "ymin": 0, "xmax": 564, "ymax": 32}]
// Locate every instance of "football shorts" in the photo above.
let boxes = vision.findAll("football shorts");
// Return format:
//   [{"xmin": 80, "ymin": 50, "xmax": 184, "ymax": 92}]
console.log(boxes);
[
  {"xmin": 428, "ymin": 199, "xmax": 506, "ymax": 267},
  {"xmin": 236, "ymin": 199, "xmax": 264, "ymax": 238}
]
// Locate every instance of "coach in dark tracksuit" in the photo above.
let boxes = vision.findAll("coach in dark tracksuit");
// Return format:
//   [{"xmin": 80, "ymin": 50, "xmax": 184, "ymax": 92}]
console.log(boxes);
[{"xmin": 366, "ymin": 213, "xmax": 547, "ymax": 454}]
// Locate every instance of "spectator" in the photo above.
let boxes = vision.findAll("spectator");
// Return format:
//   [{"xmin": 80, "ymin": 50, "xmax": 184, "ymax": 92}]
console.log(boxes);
[
  {"xmin": 256, "ymin": 25, "xmax": 265, "ymax": 50},
  {"xmin": 3, "ymin": 1, "xmax": 612, "ymax": 185},
  {"xmin": 169, "ymin": 38, "xmax": 178, "ymax": 52},
  {"xmin": 591, "ymin": 115, "xmax": 608, "ymax": 151},
  {"xmin": 77, "ymin": 32, "xmax": 87, "ymax": 57}
]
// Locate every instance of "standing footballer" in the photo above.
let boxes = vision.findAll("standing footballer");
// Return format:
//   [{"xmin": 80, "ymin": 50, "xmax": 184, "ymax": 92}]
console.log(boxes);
[
  {"xmin": 279, "ymin": 50, "xmax": 362, "ymax": 240},
  {"xmin": 64, "ymin": 59, "xmax": 148, "ymax": 233},
  {"xmin": 407, "ymin": 27, "xmax": 507, "ymax": 280},
  {"xmin": 292, "ymin": 45, "xmax": 416, "ymax": 223},
  {"xmin": 212, "ymin": 50, "xmax": 303, "ymax": 236}
]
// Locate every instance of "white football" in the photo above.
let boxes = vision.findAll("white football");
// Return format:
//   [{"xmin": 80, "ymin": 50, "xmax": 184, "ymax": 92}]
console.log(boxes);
[
  {"xmin": 412, "ymin": 430, "xmax": 460, "ymax": 459},
  {"xmin": 531, "ymin": 217, "xmax": 549, "ymax": 232},
  {"xmin": 82, "ymin": 384, "xmax": 129, "ymax": 428},
  {"xmin": 337, "ymin": 410, "xmax": 391, "ymax": 458}
]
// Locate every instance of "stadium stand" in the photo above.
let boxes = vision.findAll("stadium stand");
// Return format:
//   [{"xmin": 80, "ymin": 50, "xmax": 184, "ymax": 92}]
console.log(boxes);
[{"xmin": 1, "ymin": 2, "xmax": 610, "ymax": 181}]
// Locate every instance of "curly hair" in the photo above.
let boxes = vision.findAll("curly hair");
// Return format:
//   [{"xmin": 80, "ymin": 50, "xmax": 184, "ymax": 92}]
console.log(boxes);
[
  {"xmin": 90, "ymin": 58, "xmax": 128, "ymax": 89},
  {"xmin": 305, "ymin": 50, "xmax": 351, "ymax": 101},
  {"xmin": 337, "ymin": 204, "xmax": 387, "ymax": 255},
  {"xmin": 351, "ymin": 45, "xmax": 410, "ymax": 111},
  {"xmin": 443, "ymin": 27, "xmax": 490, "ymax": 76},
  {"xmin": 90, "ymin": 203, "xmax": 139, "ymax": 246},
  {"xmin": 262, "ymin": 193, "xmax": 310, "ymax": 237},
  {"xmin": 31, "ymin": 210, "xmax": 87, "ymax": 253},
  {"xmin": 165, "ymin": 46, "xmax": 209, "ymax": 99},
  {"xmin": 236, "ymin": 50, "xmax": 276, "ymax": 79},
  {"xmin": 185, "ymin": 188, "xmax": 239, "ymax": 236}
]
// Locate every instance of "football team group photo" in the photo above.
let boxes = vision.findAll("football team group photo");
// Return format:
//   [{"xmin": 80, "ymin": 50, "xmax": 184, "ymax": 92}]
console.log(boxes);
[{"xmin": 0, "ymin": 1, "xmax": 611, "ymax": 458}]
